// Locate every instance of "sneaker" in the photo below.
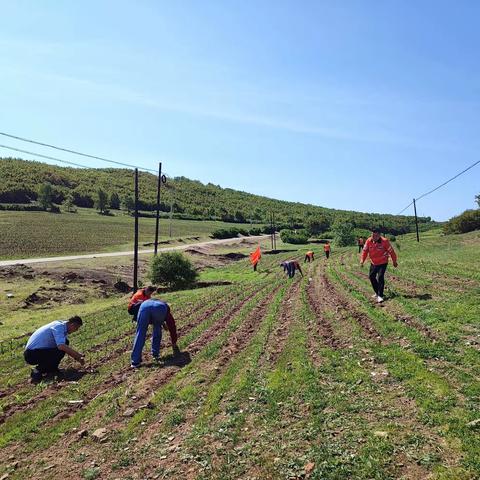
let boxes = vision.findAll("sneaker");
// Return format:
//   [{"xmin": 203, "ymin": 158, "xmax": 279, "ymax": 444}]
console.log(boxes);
[
  {"xmin": 371, "ymin": 294, "xmax": 378, "ymax": 299},
  {"xmin": 377, "ymin": 296, "xmax": 384, "ymax": 304},
  {"xmin": 130, "ymin": 363, "xmax": 141, "ymax": 369},
  {"xmin": 30, "ymin": 368, "xmax": 42, "ymax": 383}
]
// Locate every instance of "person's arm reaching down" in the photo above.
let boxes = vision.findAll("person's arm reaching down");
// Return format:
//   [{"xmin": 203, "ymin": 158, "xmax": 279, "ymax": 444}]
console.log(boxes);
[
  {"xmin": 165, "ymin": 308, "xmax": 179, "ymax": 352},
  {"xmin": 57, "ymin": 344, "xmax": 85, "ymax": 365}
]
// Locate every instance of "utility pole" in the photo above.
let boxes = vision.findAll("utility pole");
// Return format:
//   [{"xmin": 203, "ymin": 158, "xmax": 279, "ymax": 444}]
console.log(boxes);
[
  {"xmin": 413, "ymin": 198, "xmax": 420, "ymax": 242},
  {"xmin": 270, "ymin": 212, "xmax": 274, "ymax": 250},
  {"xmin": 272, "ymin": 212, "xmax": 277, "ymax": 251},
  {"xmin": 133, "ymin": 168, "xmax": 139, "ymax": 291},
  {"xmin": 154, "ymin": 162, "xmax": 162, "ymax": 255},
  {"xmin": 169, "ymin": 198, "xmax": 174, "ymax": 237}
]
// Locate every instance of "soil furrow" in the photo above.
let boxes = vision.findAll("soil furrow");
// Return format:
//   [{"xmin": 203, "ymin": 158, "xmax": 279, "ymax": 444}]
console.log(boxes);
[
  {"xmin": 259, "ymin": 277, "xmax": 302, "ymax": 367},
  {"xmin": 333, "ymin": 266, "xmax": 439, "ymax": 341},
  {"xmin": 306, "ymin": 271, "xmax": 344, "ymax": 349},
  {"xmin": 0, "ymin": 285, "xmax": 260, "ymax": 417},
  {"xmin": 13, "ymin": 283, "xmax": 284, "ymax": 480}
]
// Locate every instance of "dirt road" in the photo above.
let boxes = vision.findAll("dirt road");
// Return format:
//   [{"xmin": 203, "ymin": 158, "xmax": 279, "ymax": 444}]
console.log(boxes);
[{"xmin": 0, "ymin": 235, "xmax": 269, "ymax": 267}]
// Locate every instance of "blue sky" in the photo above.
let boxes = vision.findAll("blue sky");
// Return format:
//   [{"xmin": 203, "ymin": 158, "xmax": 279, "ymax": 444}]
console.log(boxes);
[{"xmin": 1, "ymin": 1, "xmax": 479, "ymax": 221}]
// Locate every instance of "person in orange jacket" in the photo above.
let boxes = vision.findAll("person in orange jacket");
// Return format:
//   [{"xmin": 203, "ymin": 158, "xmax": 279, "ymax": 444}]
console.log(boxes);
[
  {"xmin": 128, "ymin": 285, "xmax": 156, "ymax": 321},
  {"xmin": 360, "ymin": 228, "xmax": 398, "ymax": 303},
  {"xmin": 323, "ymin": 241, "xmax": 331, "ymax": 259},
  {"xmin": 304, "ymin": 251, "xmax": 315, "ymax": 263},
  {"xmin": 357, "ymin": 237, "xmax": 365, "ymax": 254}
]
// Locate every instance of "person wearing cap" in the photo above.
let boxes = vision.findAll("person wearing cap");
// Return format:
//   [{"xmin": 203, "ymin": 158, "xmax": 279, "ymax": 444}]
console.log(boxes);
[
  {"xmin": 304, "ymin": 251, "xmax": 315, "ymax": 263},
  {"xmin": 360, "ymin": 228, "xmax": 398, "ymax": 303},
  {"xmin": 128, "ymin": 285, "xmax": 157, "ymax": 321},
  {"xmin": 131, "ymin": 299, "xmax": 179, "ymax": 368},
  {"xmin": 24, "ymin": 316, "xmax": 84, "ymax": 383}
]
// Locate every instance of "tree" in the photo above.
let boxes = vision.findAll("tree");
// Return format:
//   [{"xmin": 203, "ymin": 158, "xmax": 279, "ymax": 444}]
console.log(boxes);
[
  {"xmin": 332, "ymin": 220, "xmax": 355, "ymax": 246},
  {"xmin": 95, "ymin": 189, "xmax": 109, "ymax": 214},
  {"xmin": 110, "ymin": 192, "xmax": 120, "ymax": 210},
  {"xmin": 122, "ymin": 195, "xmax": 135, "ymax": 213},
  {"xmin": 63, "ymin": 193, "xmax": 77, "ymax": 213},
  {"xmin": 280, "ymin": 229, "xmax": 309, "ymax": 244},
  {"xmin": 475, "ymin": 194, "xmax": 480, "ymax": 208},
  {"xmin": 150, "ymin": 252, "xmax": 198, "ymax": 290},
  {"xmin": 305, "ymin": 215, "xmax": 330, "ymax": 236},
  {"xmin": 38, "ymin": 183, "xmax": 54, "ymax": 211}
]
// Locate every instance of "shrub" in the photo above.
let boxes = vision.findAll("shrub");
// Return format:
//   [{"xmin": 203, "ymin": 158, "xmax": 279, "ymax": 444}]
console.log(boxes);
[
  {"xmin": 0, "ymin": 203, "xmax": 45, "ymax": 212},
  {"xmin": 444, "ymin": 209, "xmax": 480, "ymax": 234},
  {"xmin": 386, "ymin": 234, "xmax": 396, "ymax": 242},
  {"xmin": 249, "ymin": 227, "xmax": 262, "ymax": 236},
  {"xmin": 211, "ymin": 227, "xmax": 240, "ymax": 239},
  {"xmin": 150, "ymin": 252, "xmax": 198, "ymax": 290},
  {"xmin": 280, "ymin": 229, "xmax": 309, "ymax": 244}
]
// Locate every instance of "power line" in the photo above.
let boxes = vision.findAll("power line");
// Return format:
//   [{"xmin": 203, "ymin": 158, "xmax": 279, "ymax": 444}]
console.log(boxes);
[
  {"xmin": 397, "ymin": 201, "xmax": 414, "ymax": 216},
  {"xmin": 415, "ymin": 159, "xmax": 480, "ymax": 202},
  {"xmin": 0, "ymin": 144, "xmax": 171, "ymax": 178},
  {"xmin": 0, "ymin": 144, "xmax": 92, "ymax": 170},
  {"xmin": 0, "ymin": 131, "xmax": 159, "ymax": 174},
  {"xmin": 397, "ymin": 159, "xmax": 480, "ymax": 215}
]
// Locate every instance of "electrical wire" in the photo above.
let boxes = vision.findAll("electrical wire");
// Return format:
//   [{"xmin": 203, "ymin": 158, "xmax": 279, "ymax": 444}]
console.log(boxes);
[
  {"xmin": 0, "ymin": 131, "xmax": 158, "ymax": 173},
  {"xmin": 397, "ymin": 159, "xmax": 480, "ymax": 215},
  {"xmin": 0, "ymin": 144, "xmax": 91, "ymax": 169}
]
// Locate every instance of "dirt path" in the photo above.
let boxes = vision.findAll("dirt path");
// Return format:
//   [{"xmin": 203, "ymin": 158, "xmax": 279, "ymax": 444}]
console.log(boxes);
[{"xmin": 0, "ymin": 235, "xmax": 269, "ymax": 267}]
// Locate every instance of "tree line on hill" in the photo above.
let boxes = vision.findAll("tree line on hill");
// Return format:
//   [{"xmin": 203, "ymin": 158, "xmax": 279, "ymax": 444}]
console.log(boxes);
[
  {"xmin": 443, "ymin": 194, "xmax": 480, "ymax": 235},
  {"xmin": 0, "ymin": 157, "xmax": 437, "ymax": 235}
]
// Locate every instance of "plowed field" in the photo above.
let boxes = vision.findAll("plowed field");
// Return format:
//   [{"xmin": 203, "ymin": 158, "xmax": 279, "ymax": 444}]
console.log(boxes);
[{"xmin": 1, "ymin": 230, "xmax": 479, "ymax": 479}]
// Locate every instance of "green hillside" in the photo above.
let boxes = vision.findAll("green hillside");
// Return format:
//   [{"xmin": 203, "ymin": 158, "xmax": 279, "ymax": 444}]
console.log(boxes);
[{"xmin": 0, "ymin": 157, "xmax": 435, "ymax": 234}]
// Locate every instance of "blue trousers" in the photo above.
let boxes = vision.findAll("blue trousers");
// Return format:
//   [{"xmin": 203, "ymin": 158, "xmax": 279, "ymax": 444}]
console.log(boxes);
[{"xmin": 131, "ymin": 305, "xmax": 164, "ymax": 365}]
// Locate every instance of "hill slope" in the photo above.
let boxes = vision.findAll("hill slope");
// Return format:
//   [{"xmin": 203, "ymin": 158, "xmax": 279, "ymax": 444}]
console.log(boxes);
[{"xmin": 0, "ymin": 157, "xmax": 434, "ymax": 233}]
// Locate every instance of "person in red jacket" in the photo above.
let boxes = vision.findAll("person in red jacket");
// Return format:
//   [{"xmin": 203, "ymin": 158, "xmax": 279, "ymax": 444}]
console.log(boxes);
[
  {"xmin": 360, "ymin": 229, "xmax": 398, "ymax": 303},
  {"xmin": 128, "ymin": 285, "xmax": 156, "ymax": 321}
]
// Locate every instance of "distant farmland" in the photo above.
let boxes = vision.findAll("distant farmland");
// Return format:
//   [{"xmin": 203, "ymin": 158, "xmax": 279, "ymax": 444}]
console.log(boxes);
[{"xmin": 0, "ymin": 208, "xmax": 256, "ymax": 259}]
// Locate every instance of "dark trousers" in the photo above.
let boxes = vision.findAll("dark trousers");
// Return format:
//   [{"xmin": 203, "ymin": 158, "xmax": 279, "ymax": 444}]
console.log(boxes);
[
  {"xmin": 325, "ymin": 251, "xmax": 330, "ymax": 259},
  {"xmin": 369, "ymin": 263, "xmax": 388, "ymax": 297},
  {"xmin": 24, "ymin": 348, "xmax": 66, "ymax": 373},
  {"xmin": 358, "ymin": 245, "xmax": 363, "ymax": 253}
]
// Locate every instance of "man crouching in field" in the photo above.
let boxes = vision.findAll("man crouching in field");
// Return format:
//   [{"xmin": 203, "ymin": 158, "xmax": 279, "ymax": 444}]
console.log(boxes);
[{"xmin": 24, "ymin": 316, "xmax": 85, "ymax": 383}]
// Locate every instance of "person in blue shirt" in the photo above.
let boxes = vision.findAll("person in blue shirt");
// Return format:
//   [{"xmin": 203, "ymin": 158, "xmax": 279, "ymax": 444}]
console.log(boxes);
[{"xmin": 24, "ymin": 316, "xmax": 84, "ymax": 383}]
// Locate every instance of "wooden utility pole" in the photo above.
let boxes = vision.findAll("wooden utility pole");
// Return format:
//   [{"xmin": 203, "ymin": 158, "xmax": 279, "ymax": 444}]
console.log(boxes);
[
  {"xmin": 133, "ymin": 168, "xmax": 139, "ymax": 291},
  {"xmin": 169, "ymin": 199, "xmax": 174, "ymax": 237},
  {"xmin": 154, "ymin": 162, "xmax": 162, "ymax": 255},
  {"xmin": 272, "ymin": 212, "xmax": 277, "ymax": 251},
  {"xmin": 270, "ymin": 212, "xmax": 274, "ymax": 250},
  {"xmin": 413, "ymin": 198, "xmax": 420, "ymax": 242}
]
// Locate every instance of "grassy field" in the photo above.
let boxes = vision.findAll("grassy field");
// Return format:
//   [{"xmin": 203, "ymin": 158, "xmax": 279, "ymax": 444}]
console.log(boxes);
[
  {"xmin": 0, "ymin": 230, "xmax": 479, "ymax": 479},
  {"xmin": 0, "ymin": 208, "xmax": 258, "ymax": 260}
]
